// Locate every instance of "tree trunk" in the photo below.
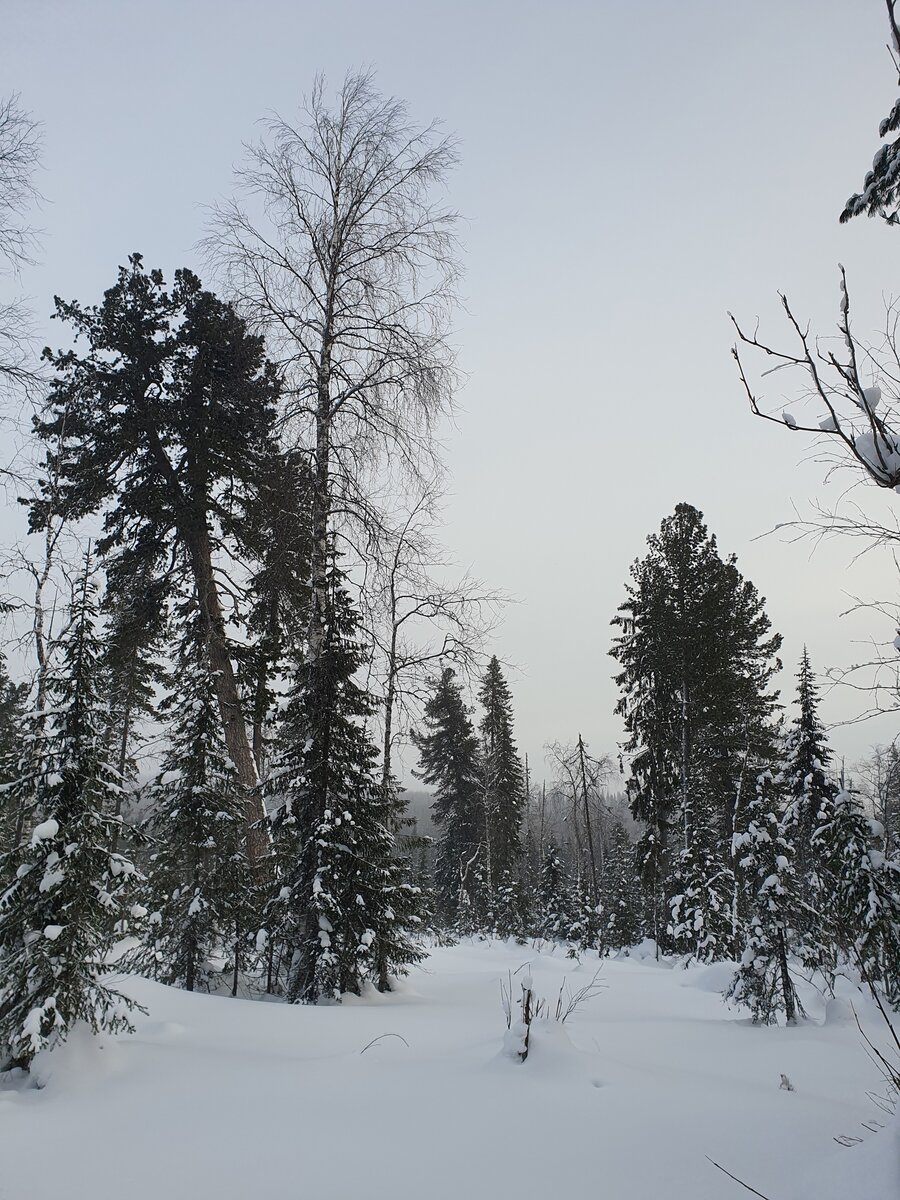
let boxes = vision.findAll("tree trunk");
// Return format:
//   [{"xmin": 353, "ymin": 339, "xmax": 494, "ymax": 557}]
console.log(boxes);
[
  {"xmin": 110, "ymin": 670, "xmax": 136, "ymax": 856},
  {"xmin": 777, "ymin": 931, "xmax": 797, "ymax": 1025},
  {"xmin": 382, "ymin": 622, "xmax": 398, "ymax": 787},
  {"xmin": 681, "ymin": 674, "xmax": 690, "ymax": 851},
  {"xmin": 578, "ymin": 734, "xmax": 601, "ymax": 906},
  {"xmin": 14, "ymin": 523, "xmax": 56, "ymax": 848},
  {"xmin": 250, "ymin": 591, "xmax": 280, "ymax": 776},
  {"xmin": 184, "ymin": 522, "xmax": 268, "ymax": 865}
]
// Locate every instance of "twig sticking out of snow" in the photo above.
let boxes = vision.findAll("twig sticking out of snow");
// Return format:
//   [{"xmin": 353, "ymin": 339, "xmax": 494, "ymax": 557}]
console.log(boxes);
[
  {"xmin": 554, "ymin": 968, "xmax": 606, "ymax": 1023},
  {"xmin": 705, "ymin": 1157, "xmax": 774, "ymax": 1199},
  {"xmin": 359, "ymin": 1033, "xmax": 410, "ymax": 1054}
]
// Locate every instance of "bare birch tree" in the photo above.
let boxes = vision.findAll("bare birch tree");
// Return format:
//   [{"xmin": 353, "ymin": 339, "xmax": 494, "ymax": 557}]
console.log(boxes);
[
  {"xmin": 0, "ymin": 94, "xmax": 42, "ymax": 481},
  {"xmin": 0, "ymin": 93, "xmax": 41, "ymax": 387},
  {"xmin": 207, "ymin": 73, "xmax": 459, "ymax": 693}
]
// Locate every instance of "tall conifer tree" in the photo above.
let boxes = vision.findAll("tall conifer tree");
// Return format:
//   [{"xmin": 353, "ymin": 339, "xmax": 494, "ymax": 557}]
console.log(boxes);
[
  {"xmin": 266, "ymin": 555, "xmax": 424, "ymax": 1003},
  {"xmin": 612, "ymin": 503, "xmax": 781, "ymax": 950},
  {"xmin": 31, "ymin": 256, "xmax": 281, "ymax": 860},
  {"xmin": 477, "ymin": 657, "xmax": 524, "ymax": 907},
  {"xmin": 780, "ymin": 648, "xmax": 837, "ymax": 930},
  {"xmin": 414, "ymin": 668, "xmax": 482, "ymax": 919}
]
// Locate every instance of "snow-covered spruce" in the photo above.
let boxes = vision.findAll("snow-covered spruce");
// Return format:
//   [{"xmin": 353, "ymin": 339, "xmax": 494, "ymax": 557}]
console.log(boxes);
[
  {"xmin": 265, "ymin": 556, "xmax": 425, "ymax": 1003},
  {"xmin": 0, "ymin": 563, "xmax": 141, "ymax": 1070},
  {"xmin": 602, "ymin": 824, "xmax": 643, "ymax": 950},
  {"xmin": 536, "ymin": 842, "xmax": 577, "ymax": 941},
  {"xmin": 477, "ymin": 656, "xmax": 525, "ymax": 923},
  {"xmin": 728, "ymin": 771, "xmax": 803, "ymax": 1025},
  {"xmin": 669, "ymin": 835, "xmax": 735, "ymax": 963},
  {"xmin": 413, "ymin": 666, "xmax": 483, "ymax": 922},
  {"xmin": 813, "ymin": 789, "xmax": 900, "ymax": 1008},
  {"xmin": 779, "ymin": 647, "xmax": 838, "ymax": 945},
  {"xmin": 490, "ymin": 868, "xmax": 526, "ymax": 940},
  {"xmin": 142, "ymin": 616, "xmax": 254, "ymax": 993}
]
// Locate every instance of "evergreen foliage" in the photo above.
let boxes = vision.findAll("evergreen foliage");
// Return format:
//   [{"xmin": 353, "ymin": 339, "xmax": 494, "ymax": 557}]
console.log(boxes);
[
  {"xmin": 841, "ymin": 5, "xmax": 900, "ymax": 226},
  {"xmin": 780, "ymin": 648, "xmax": 837, "ymax": 928},
  {"xmin": 144, "ymin": 617, "xmax": 251, "ymax": 992},
  {"xmin": 266, "ymin": 557, "xmax": 424, "ymax": 1003},
  {"xmin": 237, "ymin": 447, "xmax": 313, "ymax": 774},
  {"xmin": 477, "ymin": 657, "xmax": 524, "ymax": 903},
  {"xmin": 0, "ymin": 566, "xmax": 141, "ymax": 1070},
  {"xmin": 101, "ymin": 557, "xmax": 168, "ymax": 844},
  {"xmin": 602, "ymin": 826, "xmax": 643, "ymax": 950},
  {"xmin": 490, "ymin": 868, "xmax": 526, "ymax": 940},
  {"xmin": 567, "ymin": 881, "xmax": 604, "ymax": 953},
  {"xmin": 536, "ymin": 843, "xmax": 576, "ymax": 941},
  {"xmin": 31, "ymin": 255, "xmax": 283, "ymax": 857},
  {"xmin": 729, "ymin": 772, "xmax": 803, "ymax": 1025},
  {"xmin": 813, "ymin": 789, "xmax": 900, "ymax": 1008},
  {"xmin": 669, "ymin": 835, "xmax": 735, "ymax": 963},
  {"xmin": 0, "ymin": 651, "xmax": 28, "ymax": 849},
  {"xmin": 612, "ymin": 503, "xmax": 781, "ymax": 948},
  {"xmin": 413, "ymin": 667, "xmax": 482, "ymax": 919}
]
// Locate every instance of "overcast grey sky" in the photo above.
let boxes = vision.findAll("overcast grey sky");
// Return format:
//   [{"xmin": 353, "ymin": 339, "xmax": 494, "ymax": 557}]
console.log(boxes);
[{"xmin": 5, "ymin": 0, "xmax": 900, "ymax": 782}]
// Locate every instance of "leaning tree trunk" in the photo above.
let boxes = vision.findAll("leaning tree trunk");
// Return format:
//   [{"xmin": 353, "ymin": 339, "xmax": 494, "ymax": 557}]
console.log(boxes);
[
  {"xmin": 185, "ymin": 522, "xmax": 268, "ymax": 865},
  {"xmin": 139, "ymin": 416, "xmax": 268, "ymax": 864}
]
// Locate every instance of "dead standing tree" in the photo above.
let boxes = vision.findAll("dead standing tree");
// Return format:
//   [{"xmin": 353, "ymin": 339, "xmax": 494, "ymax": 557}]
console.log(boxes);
[
  {"xmin": 208, "ymin": 73, "xmax": 459, "ymax": 711},
  {"xmin": 545, "ymin": 738, "xmax": 614, "ymax": 908}
]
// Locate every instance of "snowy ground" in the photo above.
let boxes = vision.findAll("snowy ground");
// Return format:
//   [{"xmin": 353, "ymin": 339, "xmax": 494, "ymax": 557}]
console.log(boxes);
[{"xmin": 1, "ymin": 940, "xmax": 897, "ymax": 1200}]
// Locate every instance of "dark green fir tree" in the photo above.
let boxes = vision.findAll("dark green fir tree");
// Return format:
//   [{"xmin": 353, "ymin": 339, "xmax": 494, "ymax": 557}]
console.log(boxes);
[
  {"xmin": 780, "ymin": 648, "xmax": 837, "ymax": 931},
  {"xmin": 266, "ymin": 555, "xmax": 424, "ymax": 1003},
  {"xmin": 413, "ymin": 667, "xmax": 482, "ymax": 921},
  {"xmin": 32, "ymin": 255, "xmax": 281, "ymax": 861},
  {"xmin": 478, "ymin": 657, "xmax": 524, "ymax": 913},
  {"xmin": 612, "ymin": 503, "xmax": 781, "ymax": 951}
]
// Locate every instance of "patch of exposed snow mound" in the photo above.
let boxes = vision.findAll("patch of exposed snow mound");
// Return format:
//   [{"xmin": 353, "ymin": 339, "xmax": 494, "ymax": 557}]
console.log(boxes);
[{"xmin": 681, "ymin": 960, "xmax": 739, "ymax": 994}]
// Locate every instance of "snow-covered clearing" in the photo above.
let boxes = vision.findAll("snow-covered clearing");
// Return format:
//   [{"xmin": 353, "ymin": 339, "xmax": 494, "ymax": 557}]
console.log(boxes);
[{"xmin": 1, "ymin": 940, "xmax": 897, "ymax": 1200}]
